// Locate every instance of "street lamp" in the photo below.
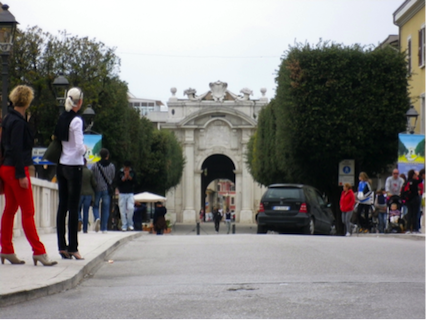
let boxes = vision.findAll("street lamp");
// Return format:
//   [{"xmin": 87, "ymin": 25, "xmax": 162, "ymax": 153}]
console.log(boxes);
[
  {"xmin": 82, "ymin": 104, "xmax": 96, "ymax": 133},
  {"xmin": 52, "ymin": 73, "xmax": 69, "ymax": 114},
  {"xmin": 406, "ymin": 105, "xmax": 419, "ymax": 134},
  {"xmin": 0, "ymin": 4, "xmax": 18, "ymax": 118}
]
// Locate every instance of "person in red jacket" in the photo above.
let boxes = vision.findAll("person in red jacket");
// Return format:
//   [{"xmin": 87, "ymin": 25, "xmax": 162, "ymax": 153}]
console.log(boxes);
[{"xmin": 340, "ymin": 182, "xmax": 356, "ymax": 236}]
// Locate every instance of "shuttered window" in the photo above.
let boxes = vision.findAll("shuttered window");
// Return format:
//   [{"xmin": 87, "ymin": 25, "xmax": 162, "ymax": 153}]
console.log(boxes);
[
  {"xmin": 419, "ymin": 26, "xmax": 425, "ymax": 67},
  {"xmin": 407, "ymin": 37, "xmax": 412, "ymax": 74}
]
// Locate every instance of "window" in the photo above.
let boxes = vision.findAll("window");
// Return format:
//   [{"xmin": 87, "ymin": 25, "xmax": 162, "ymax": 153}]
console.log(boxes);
[
  {"xmin": 231, "ymin": 197, "xmax": 235, "ymax": 205},
  {"xmin": 421, "ymin": 94, "xmax": 425, "ymax": 134},
  {"xmin": 133, "ymin": 102, "xmax": 140, "ymax": 107},
  {"xmin": 419, "ymin": 26, "xmax": 425, "ymax": 67},
  {"xmin": 407, "ymin": 37, "xmax": 412, "ymax": 74},
  {"xmin": 217, "ymin": 185, "xmax": 221, "ymax": 192}
]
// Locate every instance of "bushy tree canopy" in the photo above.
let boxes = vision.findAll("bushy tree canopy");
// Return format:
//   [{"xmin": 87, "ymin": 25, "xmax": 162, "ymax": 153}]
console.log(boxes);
[{"xmin": 4, "ymin": 27, "xmax": 184, "ymax": 195}]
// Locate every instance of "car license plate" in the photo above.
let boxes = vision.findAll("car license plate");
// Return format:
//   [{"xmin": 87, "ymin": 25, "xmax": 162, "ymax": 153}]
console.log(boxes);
[{"xmin": 273, "ymin": 206, "xmax": 290, "ymax": 210}]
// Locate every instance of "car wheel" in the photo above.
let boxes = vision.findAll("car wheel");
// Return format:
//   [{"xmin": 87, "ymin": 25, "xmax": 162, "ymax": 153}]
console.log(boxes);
[
  {"xmin": 257, "ymin": 225, "xmax": 267, "ymax": 234},
  {"xmin": 303, "ymin": 217, "xmax": 315, "ymax": 235}
]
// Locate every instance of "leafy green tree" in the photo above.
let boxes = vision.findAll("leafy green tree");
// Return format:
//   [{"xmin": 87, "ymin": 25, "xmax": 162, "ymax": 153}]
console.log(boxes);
[
  {"xmin": 247, "ymin": 41, "xmax": 410, "ymax": 233},
  {"xmin": 4, "ymin": 26, "xmax": 184, "ymax": 194}
]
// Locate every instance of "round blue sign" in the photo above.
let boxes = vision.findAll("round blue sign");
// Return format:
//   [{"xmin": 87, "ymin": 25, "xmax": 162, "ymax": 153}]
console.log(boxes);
[{"xmin": 343, "ymin": 166, "xmax": 351, "ymax": 174}]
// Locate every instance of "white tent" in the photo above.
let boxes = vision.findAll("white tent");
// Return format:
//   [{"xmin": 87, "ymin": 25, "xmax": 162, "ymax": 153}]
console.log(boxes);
[{"xmin": 133, "ymin": 192, "xmax": 166, "ymax": 203}]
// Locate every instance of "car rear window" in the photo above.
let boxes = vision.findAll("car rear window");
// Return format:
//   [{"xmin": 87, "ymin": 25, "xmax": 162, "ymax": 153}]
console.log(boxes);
[{"xmin": 264, "ymin": 188, "xmax": 302, "ymax": 200}]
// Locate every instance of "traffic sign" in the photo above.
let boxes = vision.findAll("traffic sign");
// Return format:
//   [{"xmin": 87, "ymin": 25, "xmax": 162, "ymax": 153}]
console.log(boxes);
[
  {"xmin": 32, "ymin": 148, "xmax": 55, "ymax": 165},
  {"xmin": 338, "ymin": 160, "xmax": 354, "ymax": 175},
  {"xmin": 338, "ymin": 159, "xmax": 355, "ymax": 186}
]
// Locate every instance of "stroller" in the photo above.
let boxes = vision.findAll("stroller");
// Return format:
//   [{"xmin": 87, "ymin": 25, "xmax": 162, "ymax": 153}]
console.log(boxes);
[{"xmin": 385, "ymin": 195, "xmax": 405, "ymax": 233}]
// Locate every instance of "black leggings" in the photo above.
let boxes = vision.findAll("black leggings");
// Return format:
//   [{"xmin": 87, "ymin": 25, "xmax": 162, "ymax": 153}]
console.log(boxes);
[
  {"xmin": 357, "ymin": 204, "xmax": 371, "ymax": 229},
  {"xmin": 56, "ymin": 164, "xmax": 83, "ymax": 252},
  {"xmin": 406, "ymin": 197, "xmax": 421, "ymax": 232}
]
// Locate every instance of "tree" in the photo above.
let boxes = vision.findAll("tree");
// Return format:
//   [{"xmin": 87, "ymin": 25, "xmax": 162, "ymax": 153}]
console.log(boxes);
[
  {"xmin": 5, "ymin": 26, "xmax": 184, "ymax": 194},
  {"xmin": 247, "ymin": 41, "xmax": 410, "ymax": 233}
]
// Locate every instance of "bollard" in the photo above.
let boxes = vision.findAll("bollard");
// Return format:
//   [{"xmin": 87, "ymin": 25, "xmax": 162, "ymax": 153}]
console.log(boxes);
[
  {"xmin": 232, "ymin": 224, "xmax": 236, "ymax": 234},
  {"xmin": 197, "ymin": 222, "xmax": 200, "ymax": 235}
]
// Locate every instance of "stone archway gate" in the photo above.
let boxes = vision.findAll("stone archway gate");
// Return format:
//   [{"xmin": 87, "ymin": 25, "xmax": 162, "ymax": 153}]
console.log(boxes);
[{"xmin": 160, "ymin": 81, "xmax": 268, "ymax": 223}]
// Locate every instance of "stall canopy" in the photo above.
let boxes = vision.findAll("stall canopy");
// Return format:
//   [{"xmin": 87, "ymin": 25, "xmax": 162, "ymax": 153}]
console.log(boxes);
[{"xmin": 134, "ymin": 192, "xmax": 166, "ymax": 203}]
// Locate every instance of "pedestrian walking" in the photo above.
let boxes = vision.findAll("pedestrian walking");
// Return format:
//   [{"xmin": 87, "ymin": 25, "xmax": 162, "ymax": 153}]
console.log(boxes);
[
  {"xmin": 78, "ymin": 158, "xmax": 97, "ymax": 233},
  {"xmin": 375, "ymin": 188, "xmax": 387, "ymax": 233},
  {"xmin": 225, "ymin": 209, "xmax": 232, "ymax": 234},
  {"xmin": 402, "ymin": 169, "xmax": 421, "ymax": 234},
  {"xmin": 117, "ymin": 160, "xmax": 137, "ymax": 231},
  {"xmin": 213, "ymin": 207, "xmax": 223, "ymax": 233},
  {"xmin": 340, "ymin": 182, "xmax": 355, "ymax": 236},
  {"xmin": 356, "ymin": 172, "xmax": 373, "ymax": 233},
  {"xmin": 91, "ymin": 148, "xmax": 115, "ymax": 233},
  {"xmin": 385, "ymin": 168, "xmax": 404, "ymax": 197}
]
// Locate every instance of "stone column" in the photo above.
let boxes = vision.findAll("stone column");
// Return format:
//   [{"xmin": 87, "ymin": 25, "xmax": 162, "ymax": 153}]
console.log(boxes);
[
  {"xmin": 239, "ymin": 129, "xmax": 254, "ymax": 223},
  {"xmin": 234, "ymin": 170, "xmax": 242, "ymax": 222},
  {"xmin": 182, "ymin": 129, "xmax": 196, "ymax": 222}
]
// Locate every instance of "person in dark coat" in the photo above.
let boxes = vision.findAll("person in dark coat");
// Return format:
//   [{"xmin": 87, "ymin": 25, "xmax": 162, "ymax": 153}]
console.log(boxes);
[
  {"xmin": 213, "ymin": 207, "xmax": 223, "ymax": 233},
  {"xmin": 153, "ymin": 202, "xmax": 167, "ymax": 235}
]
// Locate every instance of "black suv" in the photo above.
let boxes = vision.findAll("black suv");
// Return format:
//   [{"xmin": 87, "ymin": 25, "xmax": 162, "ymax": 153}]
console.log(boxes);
[{"xmin": 257, "ymin": 184, "xmax": 335, "ymax": 235}]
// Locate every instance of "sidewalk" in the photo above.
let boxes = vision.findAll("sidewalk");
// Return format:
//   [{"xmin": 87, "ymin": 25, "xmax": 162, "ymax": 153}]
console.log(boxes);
[
  {"xmin": 0, "ymin": 230, "xmax": 145, "ymax": 307},
  {"xmin": 0, "ymin": 223, "xmax": 424, "ymax": 307}
]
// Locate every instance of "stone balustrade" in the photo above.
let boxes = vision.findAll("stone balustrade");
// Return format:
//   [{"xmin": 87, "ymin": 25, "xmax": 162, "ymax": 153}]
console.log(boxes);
[{"xmin": 0, "ymin": 177, "xmax": 59, "ymax": 237}]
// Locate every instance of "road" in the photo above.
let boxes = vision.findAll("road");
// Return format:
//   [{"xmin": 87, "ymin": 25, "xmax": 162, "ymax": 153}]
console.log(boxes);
[{"xmin": 0, "ymin": 231, "xmax": 424, "ymax": 319}]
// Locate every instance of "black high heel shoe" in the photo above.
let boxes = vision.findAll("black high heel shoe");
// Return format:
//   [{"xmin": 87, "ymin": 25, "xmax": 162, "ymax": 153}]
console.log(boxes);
[
  {"xmin": 59, "ymin": 250, "xmax": 71, "ymax": 259},
  {"xmin": 69, "ymin": 252, "xmax": 84, "ymax": 260}
]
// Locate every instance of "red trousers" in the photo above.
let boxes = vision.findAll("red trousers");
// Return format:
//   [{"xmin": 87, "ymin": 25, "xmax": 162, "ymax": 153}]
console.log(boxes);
[{"xmin": 0, "ymin": 166, "xmax": 46, "ymax": 255}]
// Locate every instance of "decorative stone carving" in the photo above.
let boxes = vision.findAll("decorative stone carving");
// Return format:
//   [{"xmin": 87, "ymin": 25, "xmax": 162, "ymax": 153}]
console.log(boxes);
[
  {"xmin": 236, "ymin": 87, "xmax": 253, "ymax": 101},
  {"xmin": 209, "ymin": 81, "xmax": 228, "ymax": 102},
  {"xmin": 184, "ymin": 88, "xmax": 201, "ymax": 101},
  {"xmin": 171, "ymin": 87, "xmax": 177, "ymax": 96}
]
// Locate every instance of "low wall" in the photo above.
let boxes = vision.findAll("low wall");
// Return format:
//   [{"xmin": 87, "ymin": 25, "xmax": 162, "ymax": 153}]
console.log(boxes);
[{"xmin": 0, "ymin": 177, "xmax": 59, "ymax": 237}]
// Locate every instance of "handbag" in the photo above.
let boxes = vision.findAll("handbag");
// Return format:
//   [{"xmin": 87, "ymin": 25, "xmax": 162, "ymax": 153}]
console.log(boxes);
[
  {"xmin": 43, "ymin": 136, "xmax": 62, "ymax": 163},
  {"xmin": 97, "ymin": 163, "xmax": 114, "ymax": 195}
]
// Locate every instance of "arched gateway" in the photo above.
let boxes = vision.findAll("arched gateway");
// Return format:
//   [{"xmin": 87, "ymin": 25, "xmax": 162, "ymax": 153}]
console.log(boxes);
[{"xmin": 159, "ymin": 81, "xmax": 268, "ymax": 223}]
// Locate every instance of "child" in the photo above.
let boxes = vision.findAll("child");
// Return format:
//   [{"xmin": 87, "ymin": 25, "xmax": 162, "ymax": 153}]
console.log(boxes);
[
  {"xmin": 375, "ymin": 188, "xmax": 387, "ymax": 233},
  {"xmin": 340, "ymin": 182, "xmax": 355, "ymax": 236},
  {"xmin": 389, "ymin": 203, "xmax": 401, "ymax": 224}
]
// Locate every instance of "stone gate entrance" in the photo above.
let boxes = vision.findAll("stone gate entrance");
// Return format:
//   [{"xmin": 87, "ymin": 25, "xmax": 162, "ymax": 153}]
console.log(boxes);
[{"xmin": 160, "ymin": 81, "xmax": 268, "ymax": 223}]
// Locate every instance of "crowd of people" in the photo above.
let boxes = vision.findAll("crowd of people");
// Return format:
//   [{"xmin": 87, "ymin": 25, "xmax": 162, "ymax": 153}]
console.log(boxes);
[
  {"xmin": 340, "ymin": 168, "xmax": 425, "ymax": 236},
  {"xmin": 0, "ymin": 85, "xmax": 168, "ymax": 267}
]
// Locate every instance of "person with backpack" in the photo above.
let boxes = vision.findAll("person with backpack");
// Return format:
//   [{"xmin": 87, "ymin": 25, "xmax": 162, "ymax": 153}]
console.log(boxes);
[{"xmin": 401, "ymin": 169, "xmax": 421, "ymax": 234}]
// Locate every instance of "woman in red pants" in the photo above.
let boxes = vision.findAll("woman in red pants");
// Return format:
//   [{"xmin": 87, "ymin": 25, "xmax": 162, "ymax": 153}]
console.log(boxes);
[{"xmin": 0, "ymin": 85, "xmax": 57, "ymax": 266}]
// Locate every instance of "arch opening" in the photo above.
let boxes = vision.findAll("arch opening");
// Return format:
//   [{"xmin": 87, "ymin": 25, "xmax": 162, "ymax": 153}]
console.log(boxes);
[{"xmin": 200, "ymin": 154, "xmax": 236, "ymax": 221}]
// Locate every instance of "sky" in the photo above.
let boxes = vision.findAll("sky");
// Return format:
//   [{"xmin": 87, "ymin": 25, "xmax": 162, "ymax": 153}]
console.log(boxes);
[{"xmin": 6, "ymin": 0, "xmax": 403, "ymax": 107}]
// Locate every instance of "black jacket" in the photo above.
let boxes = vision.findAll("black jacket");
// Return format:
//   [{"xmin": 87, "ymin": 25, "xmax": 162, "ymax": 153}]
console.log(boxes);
[
  {"xmin": 1, "ymin": 110, "xmax": 34, "ymax": 179},
  {"xmin": 117, "ymin": 167, "xmax": 137, "ymax": 194}
]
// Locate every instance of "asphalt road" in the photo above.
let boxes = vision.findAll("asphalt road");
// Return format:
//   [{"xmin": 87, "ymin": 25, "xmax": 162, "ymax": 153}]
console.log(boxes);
[{"xmin": 0, "ymin": 232, "xmax": 424, "ymax": 319}]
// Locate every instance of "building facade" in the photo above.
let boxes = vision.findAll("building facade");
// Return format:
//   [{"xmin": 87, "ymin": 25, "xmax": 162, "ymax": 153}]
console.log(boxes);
[
  {"xmin": 394, "ymin": 0, "xmax": 425, "ymax": 134},
  {"xmin": 151, "ymin": 81, "xmax": 268, "ymax": 223}
]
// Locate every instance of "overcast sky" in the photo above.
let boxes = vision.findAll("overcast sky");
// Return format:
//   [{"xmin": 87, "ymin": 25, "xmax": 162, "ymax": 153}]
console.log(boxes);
[{"xmin": 7, "ymin": 0, "xmax": 402, "ymax": 106}]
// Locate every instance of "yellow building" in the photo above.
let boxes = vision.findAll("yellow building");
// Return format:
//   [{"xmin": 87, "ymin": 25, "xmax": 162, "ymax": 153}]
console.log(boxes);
[{"xmin": 394, "ymin": 0, "xmax": 425, "ymax": 134}]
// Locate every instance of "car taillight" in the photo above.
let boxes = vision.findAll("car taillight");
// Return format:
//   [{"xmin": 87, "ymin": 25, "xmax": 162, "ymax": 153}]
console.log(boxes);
[
  {"xmin": 259, "ymin": 203, "xmax": 265, "ymax": 213},
  {"xmin": 299, "ymin": 203, "xmax": 308, "ymax": 214}
]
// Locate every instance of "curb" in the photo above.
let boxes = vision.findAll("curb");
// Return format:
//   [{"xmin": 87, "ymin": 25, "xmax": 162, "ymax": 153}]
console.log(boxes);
[
  {"xmin": 0, "ymin": 232, "xmax": 144, "ymax": 308},
  {"xmin": 353, "ymin": 233, "xmax": 425, "ymax": 241}
]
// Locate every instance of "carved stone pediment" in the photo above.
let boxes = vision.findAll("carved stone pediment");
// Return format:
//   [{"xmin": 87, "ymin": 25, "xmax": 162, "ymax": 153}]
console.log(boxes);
[{"xmin": 209, "ymin": 81, "xmax": 228, "ymax": 102}]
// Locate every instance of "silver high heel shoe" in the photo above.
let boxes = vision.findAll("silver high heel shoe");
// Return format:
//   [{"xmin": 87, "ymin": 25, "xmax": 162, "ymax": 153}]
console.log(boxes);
[
  {"xmin": 0, "ymin": 253, "xmax": 25, "ymax": 265},
  {"xmin": 33, "ymin": 254, "xmax": 58, "ymax": 266}
]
